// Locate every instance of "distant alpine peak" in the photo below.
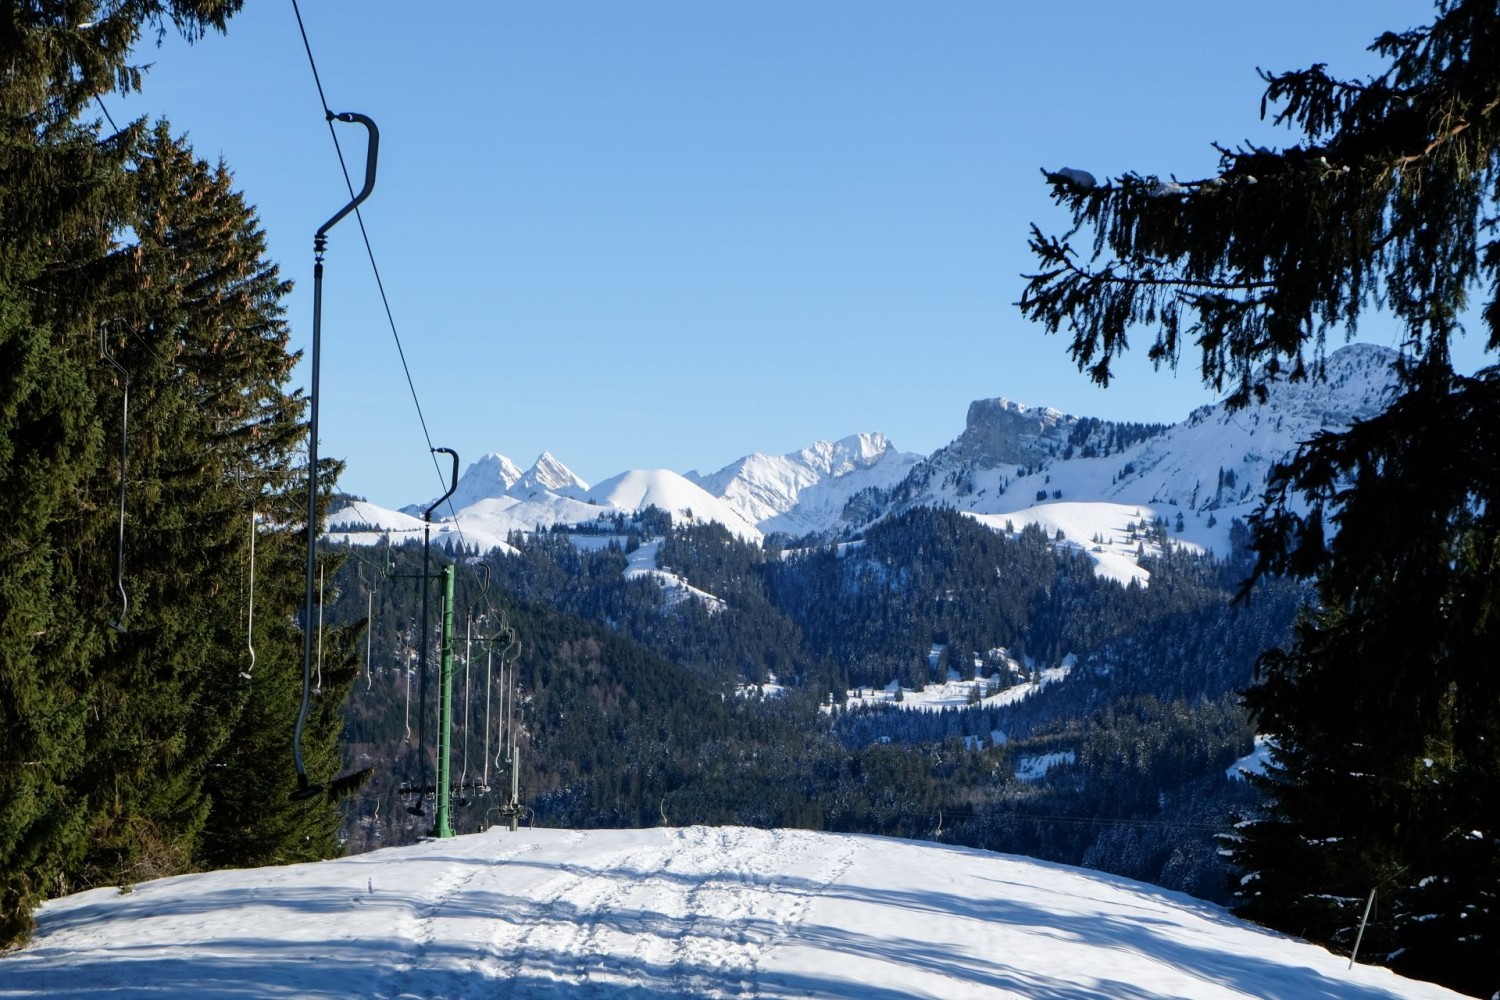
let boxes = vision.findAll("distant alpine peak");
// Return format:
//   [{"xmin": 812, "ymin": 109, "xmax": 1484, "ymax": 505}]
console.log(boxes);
[
  {"xmin": 796, "ymin": 432, "xmax": 896, "ymax": 476},
  {"xmin": 683, "ymin": 432, "xmax": 922, "ymax": 530},
  {"xmin": 375, "ymin": 341, "xmax": 1405, "ymax": 557},
  {"xmin": 474, "ymin": 451, "xmax": 524, "ymax": 485},
  {"xmin": 422, "ymin": 451, "xmax": 524, "ymax": 514},
  {"xmin": 514, "ymin": 451, "xmax": 589, "ymax": 496}
]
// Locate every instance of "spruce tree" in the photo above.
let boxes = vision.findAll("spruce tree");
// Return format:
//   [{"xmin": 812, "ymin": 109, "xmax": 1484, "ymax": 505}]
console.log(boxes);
[
  {"xmin": 1, "ymin": 0, "xmax": 360, "ymax": 943},
  {"xmin": 1020, "ymin": 2, "xmax": 1499, "ymax": 994}
]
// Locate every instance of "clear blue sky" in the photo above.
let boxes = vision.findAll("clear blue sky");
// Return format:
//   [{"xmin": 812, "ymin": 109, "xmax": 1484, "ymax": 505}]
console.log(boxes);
[{"xmin": 113, "ymin": 1, "xmax": 1466, "ymax": 507}]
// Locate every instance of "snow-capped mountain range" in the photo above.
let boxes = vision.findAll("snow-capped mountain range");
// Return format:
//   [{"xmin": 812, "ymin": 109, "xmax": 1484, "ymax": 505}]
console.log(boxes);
[{"xmin": 328, "ymin": 343, "xmax": 1400, "ymax": 580}]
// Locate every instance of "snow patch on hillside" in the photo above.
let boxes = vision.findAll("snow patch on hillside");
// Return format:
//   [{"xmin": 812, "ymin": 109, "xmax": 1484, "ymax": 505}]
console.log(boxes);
[
  {"xmin": 969, "ymin": 501, "xmax": 1198, "ymax": 586},
  {"xmin": 625, "ymin": 540, "xmax": 726, "ymax": 612},
  {"xmin": 836, "ymin": 661, "xmax": 1073, "ymax": 714},
  {"xmin": 1017, "ymin": 750, "xmax": 1077, "ymax": 781},
  {"xmin": 1228, "ymin": 735, "xmax": 1275, "ymax": 781}
]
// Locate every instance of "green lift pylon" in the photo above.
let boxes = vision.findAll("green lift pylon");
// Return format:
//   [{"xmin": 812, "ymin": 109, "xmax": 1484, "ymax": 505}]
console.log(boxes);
[{"xmin": 434, "ymin": 563, "xmax": 456, "ymax": 839}]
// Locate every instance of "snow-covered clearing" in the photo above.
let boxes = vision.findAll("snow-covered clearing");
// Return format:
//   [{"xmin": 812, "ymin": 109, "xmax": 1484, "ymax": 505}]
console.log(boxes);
[
  {"xmin": 3, "ymin": 825, "xmax": 1460, "ymax": 999},
  {"xmin": 968, "ymin": 502, "xmax": 1199, "ymax": 587},
  {"xmin": 1228, "ymin": 735, "xmax": 1275, "ymax": 781},
  {"xmin": 836, "ymin": 663, "xmax": 1072, "ymax": 714},
  {"xmin": 1016, "ymin": 751, "xmax": 1078, "ymax": 782},
  {"xmin": 626, "ymin": 540, "xmax": 725, "ymax": 612}
]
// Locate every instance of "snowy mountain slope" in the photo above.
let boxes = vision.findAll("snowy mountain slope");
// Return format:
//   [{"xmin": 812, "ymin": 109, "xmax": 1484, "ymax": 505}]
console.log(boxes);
[
  {"xmin": 435, "ymin": 451, "xmax": 525, "ymax": 512},
  {"xmin": 626, "ymin": 539, "xmax": 727, "ymax": 611},
  {"xmin": 444, "ymin": 493, "xmax": 605, "ymax": 546},
  {"xmin": 510, "ymin": 450, "xmax": 589, "ymax": 499},
  {"xmin": 833, "ymin": 659, "xmax": 1074, "ymax": 715},
  {"xmin": 686, "ymin": 432, "xmax": 922, "ymax": 533},
  {"xmin": 968, "ymin": 502, "xmax": 1187, "ymax": 586},
  {"xmin": 6, "ymin": 825, "xmax": 1460, "ymax": 999},
  {"xmin": 584, "ymin": 468, "xmax": 764, "ymax": 542},
  {"xmin": 328, "ymin": 499, "xmax": 429, "ymax": 535},
  {"xmin": 326, "ymin": 499, "xmax": 520, "ymax": 556},
  {"xmin": 875, "ymin": 343, "xmax": 1401, "ymax": 570},
  {"xmin": 338, "ymin": 342, "xmax": 1400, "ymax": 565}
]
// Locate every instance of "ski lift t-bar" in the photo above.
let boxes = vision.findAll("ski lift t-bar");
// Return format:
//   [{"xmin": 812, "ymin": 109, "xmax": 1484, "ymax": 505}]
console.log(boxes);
[{"xmin": 293, "ymin": 111, "xmax": 379, "ymax": 802}]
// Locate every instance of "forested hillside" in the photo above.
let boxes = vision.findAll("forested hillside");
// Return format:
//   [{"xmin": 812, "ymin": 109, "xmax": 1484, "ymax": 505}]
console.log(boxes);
[{"xmin": 328, "ymin": 504, "xmax": 1300, "ymax": 903}]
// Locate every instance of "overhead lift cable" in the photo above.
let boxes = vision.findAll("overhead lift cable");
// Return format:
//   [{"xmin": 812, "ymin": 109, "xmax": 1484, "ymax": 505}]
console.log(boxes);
[
  {"xmin": 290, "ymin": 0, "xmax": 456, "ymax": 511},
  {"xmin": 291, "ymin": 1, "xmax": 511, "ymax": 609}
]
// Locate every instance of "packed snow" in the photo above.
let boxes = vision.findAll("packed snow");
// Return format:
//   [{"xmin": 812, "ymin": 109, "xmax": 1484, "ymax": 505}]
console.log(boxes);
[{"xmin": 3, "ymin": 825, "xmax": 1461, "ymax": 999}]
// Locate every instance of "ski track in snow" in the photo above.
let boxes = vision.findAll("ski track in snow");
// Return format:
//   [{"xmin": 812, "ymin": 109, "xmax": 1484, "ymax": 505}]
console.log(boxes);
[
  {"xmin": 381, "ymin": 837, "xmax": 542, "ymax": 998},
  {"xmin": 347, "ymin": 826, "xmax": 858, "ymax": 999},
  {"xmin": 482, "ymin": 827, "xmax": 856, "ymax": 998},
  {"xmin": 4, "ymin": 823, "xmax": 1466, "ymax": 1000}
]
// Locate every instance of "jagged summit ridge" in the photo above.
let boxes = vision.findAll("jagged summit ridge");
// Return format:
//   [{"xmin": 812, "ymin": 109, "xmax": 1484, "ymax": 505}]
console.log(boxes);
[
  {"xmin": 412, "ymin": 451, "xmax": 589, "ymax": 515},
  {"xmin": 513, "ymin": 451, "xmax": 589, "ymax": 498},
  {"xmin": 350, "ymin": 342, "xmax": 1402, "ymax": 564},
  {"xmin": 852, "ymin": 343, "xmax": 1402, "ymax": 574},
  {"xmin": 685, "ymin": 431, "xmax": 921, "ymax": 528},
  {"xmin": 441, "ymin": 451, "xmax": 523, "ymax": 512}
]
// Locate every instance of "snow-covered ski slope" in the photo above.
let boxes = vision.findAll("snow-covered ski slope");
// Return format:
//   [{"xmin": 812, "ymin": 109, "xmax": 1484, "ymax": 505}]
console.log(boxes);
[{"xmin": 3, "ymin": 826, "xmax": 1461, "ymax": 999}]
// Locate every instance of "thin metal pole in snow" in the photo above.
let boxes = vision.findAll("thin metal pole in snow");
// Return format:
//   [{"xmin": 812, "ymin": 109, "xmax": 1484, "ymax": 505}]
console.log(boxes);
[
  {"xmin": 505, "ymin": 649, "xmax": 515, "ymax": 765},
  {"xmin": 403, "ymin": 650, "xmax": 412, "ymax": 743},
  {"xmin": 364, "ymin": 588, "xmax": 373, "ymax": 689},
  {"xmin": 460, "ymin": 615, "xmax": 472, "ymax": 794},
  {"xmin": 482, "ymin": 645, "xmax": 493, "ymax": 789},
  {"xmin": 508, "ymin": 746, "xmax": 521, "ymax": 833},
  {"xmin": 1349, "ymin": 889, "xmax": 1376, "ymax": 969}
]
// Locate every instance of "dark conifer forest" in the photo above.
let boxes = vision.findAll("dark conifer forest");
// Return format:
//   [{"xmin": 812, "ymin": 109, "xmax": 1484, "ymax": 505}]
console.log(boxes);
[{"xmin": 326, "ymin": 507, "xmax": 1302, "ymax": 911}]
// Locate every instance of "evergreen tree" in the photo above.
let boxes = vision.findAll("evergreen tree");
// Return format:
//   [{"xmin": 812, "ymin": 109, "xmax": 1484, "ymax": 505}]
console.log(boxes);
[
  {"xmin": 0, "ymin": 0, "xmax": 358, "ymax": 943},
  {"xmin": 1020, "ymin": 2, "xmax": 1500, "ymax": 993}
]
